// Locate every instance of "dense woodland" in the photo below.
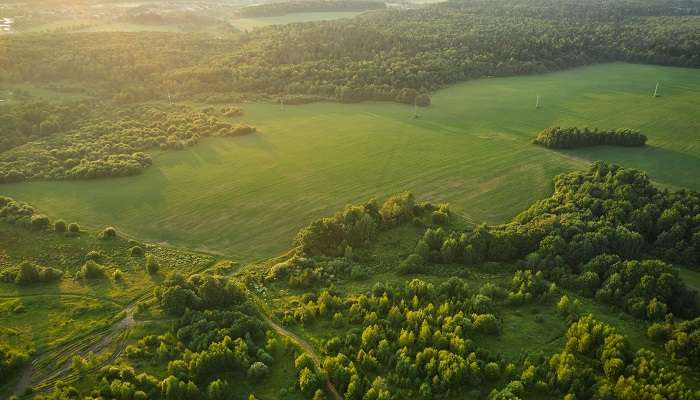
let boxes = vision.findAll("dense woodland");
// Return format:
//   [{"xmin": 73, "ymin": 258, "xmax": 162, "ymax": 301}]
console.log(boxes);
[
  {"xmin": 533, "ymin": 127, "xmax": 648, "ymax": 148},
  {"xmin": 0, "ymin": 102, "xmax": 255, "ymax": 183},
  {"xmin": 236, "ymin": 0, "xmax": 386, "ymax": 18},
  {"xmin": 1, "ymin": 0, "xmax": 699, "ymax": 105}
]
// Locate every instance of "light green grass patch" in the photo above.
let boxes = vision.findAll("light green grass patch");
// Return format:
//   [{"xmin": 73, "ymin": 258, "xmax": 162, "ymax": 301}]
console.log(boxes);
[{"xmin": 2, "ymin": 63, "xmax": 699, "ymax": 261}]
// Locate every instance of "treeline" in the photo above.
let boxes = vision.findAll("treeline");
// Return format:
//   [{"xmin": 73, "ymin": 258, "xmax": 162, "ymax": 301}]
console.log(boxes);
[
  {"xmin": 294, "ymin": 192, "xmax": 448, "ymax": 257},
  {"xmin": 533, "ymin": 127, "xmax": 647, "ymax": 149},
  {"xmin": 1, "ymin": 0, "xmax": 699, "ymax": 105},
  {"xmin": 0, "ymin": 103, "xmax": 256, "ymax": 183},
  {"xmin": 236, "ymin": 0, "xmax": 386, "ymax": 18},
  {"xmin": 399, "ymin": 162, "xmax": 699, "ymax": 320}
]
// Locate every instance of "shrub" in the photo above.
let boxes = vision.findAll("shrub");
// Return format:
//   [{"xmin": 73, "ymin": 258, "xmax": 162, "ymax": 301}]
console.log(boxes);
[
  {"xmin": 78, "ymin": 260, "xmax": 105, "ymax": 279},
  {"xmin": 130, "ymin": 246, "xmax": 144, "ymax": 257},
  {"xmin": 113, "ymin": 270, "xmax": 124, "ymax": 282},
  {"xmin": 431, "ymin": 210, "xmax": 449, "ymax": 225},
  {"xmin": 54, "ymin": 220, "xmax": 67, "ymax": 232},
  {"xmin": 85, "ymin": 250, "xmax": 102, "ymax": 262},
  {"xmin": 99, "ymin": 226, "xmax": 117, "ymax": 240},
  {"xmin": 145, "ymin": 255, "xmax": 159, "ymax": 275},
  {"xmin": 247, "ymin": 362, "xmax": 269, "ymax": 380},
  {"xmin": 68, "ymin": 222, "xmax": 80, "ymax": 235},
  {"xmin": 30, "ymin": 214, "xmax": 50, "ymax": 230}
]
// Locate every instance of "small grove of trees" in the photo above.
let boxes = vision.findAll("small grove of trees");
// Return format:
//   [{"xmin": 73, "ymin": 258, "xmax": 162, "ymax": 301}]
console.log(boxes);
[
  {"xmin": 533, "ymin": 127, "xmax": 647, "ymax": 149},
  {"xmin": 647, "ymin": 316, "xmax": 700, "ymax": 367},
  {"xmin": 294, "ymin": 192, "xmax": 439, "ymax": 257},
  {"xmin": 0, "ymin": 104, "xmax": 257, "ymax": 183},
  {"xmin": 0, "ymin": 261, "xmax": 63, "ymax": 285}
]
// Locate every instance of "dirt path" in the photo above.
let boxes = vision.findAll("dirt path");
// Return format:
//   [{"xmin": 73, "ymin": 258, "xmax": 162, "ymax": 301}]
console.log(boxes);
[
  {"xmin": 262, "ymin": 314, "xmax": 343, "ymax": 400},
  {"xmin": 11, "ymin": 298, "xmax": 140, "ymax": 398}
]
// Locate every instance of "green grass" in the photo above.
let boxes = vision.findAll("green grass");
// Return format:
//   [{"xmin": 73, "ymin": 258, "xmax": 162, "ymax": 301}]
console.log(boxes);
[
  {"xmin": 230, "ymin": 11, "xmax": 362, "ymax": 31},
  {"xmin": 2, "ymin": 63, "xmax": 699, "ymax": 261}
]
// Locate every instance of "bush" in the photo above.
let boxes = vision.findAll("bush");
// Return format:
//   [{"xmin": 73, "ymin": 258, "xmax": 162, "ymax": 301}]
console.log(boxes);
[
  {"xmin": 145, "ymin": 255, "xmax": 159, "ymax": 275},
  {"xmin": 78, "ymin": 260, "xmax": 105, "ymax": 279},
  {"xmin": 54, "ymin": 220, "xmax": 67, "ymax": 232},
  {"xmin": 130, "ymin": 246, "xmax": 144, "ymax": 257},
  {"xmin": 99, "ymin": 226, "xmax": 117, "ymax": 240},
  {"xmin": 30, "ymin": 214, "xmax": 50, "ymax": 230},
  {"xmin": 247, "ymin": 362, "xmax": 269, "ymax": 380},
  {"xmin": 85, "ymin": 250, "xmax": 102, "ymax": 262},
  {"xmin": 68, "ymin": 222, "xmax": 80, "ymax": 235},
  {"xmin": 113, "ymin": 270, "xmax": 124, "ymax": 282}
]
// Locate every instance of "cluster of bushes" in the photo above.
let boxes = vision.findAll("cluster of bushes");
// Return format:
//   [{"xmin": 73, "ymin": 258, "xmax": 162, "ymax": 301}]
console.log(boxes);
[
  {"xmin": 0, "ymin": 261, "xmax": 63, "ymax": 285},
  {"xmin": 294, "ymin": 192, "xmax": 435, "ymax": 257},
  {"xmin": 0, "ymin": 196, "xmax": 81, "ymax": 235},
  {"xmin": 403, "ymin": 163, "xmax": 699, "ymax": 320},
  {"xmin": 533, "ymin": 127, "xmax": 647, "ymax": 149},
  {"xmin": 155, "ymin": 273, "xmax": 248, "ymax": 316},
  {"xmin": 0, "ymin": 104, "xmax": 256, "ymax": 183},
  {"xmin": 0, "ymin": 101, "xmax": 90, "ymax": 153},
  {"xmin": 648, "ymin": 316, "xmax": 700, "ymax": 367}
]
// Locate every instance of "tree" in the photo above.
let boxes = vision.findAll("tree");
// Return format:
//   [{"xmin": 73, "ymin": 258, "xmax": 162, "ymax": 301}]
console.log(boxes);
[
  {"xmin": 30, "ymin": 214, "xmax": 50, "ymax": 230},
  {"xmin": 146, "ymin": 255, "xmax": 160, "ymax": 275},
  {"xmin": 247, "ymin": 362, "xmax": 269, "ymax": 380},
  {"xmin": 54, "ymin": 220, "xmax": 67, "ymax": 232}
]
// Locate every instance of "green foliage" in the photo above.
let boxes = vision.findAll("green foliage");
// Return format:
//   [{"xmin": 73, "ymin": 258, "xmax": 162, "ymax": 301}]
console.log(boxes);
[
  {"xmin": 0, "ymin": 103, "xmax": 256, "ymax": 183},
  {"xmin": 68, "ymin": 222, "xmax": 80, "ymax": 235},
  {"xmin": 533, "ymin": 127, "xmax": 647, "ymax": 149},
  {"xmin": 0, "ymin": 261, "xmax": 63, "ymax": 285},
  {"xmin": 99, "ymin": 226, "xmax": 117, "ymax": 240},
  {"xmin": 77, "ymin": 260, "xmax": 106, "ymax": 279},
  {"xmin": 53, "ymin": 219, "xmax": 66, "ymax": 233},
  {"xmin": 4, "ymin": 1, "xmax": 698, "ymax": 105},
  {"xmin": 237, "ymin": 0, "xmax": 385, "ymax": 18},
  {"xmin": 130, "ymin": 245, "xmax": 144, "ymax": 257},
  {"xmin": 145, "ymin": 255, "xmax": 160, "ymax": 275}
]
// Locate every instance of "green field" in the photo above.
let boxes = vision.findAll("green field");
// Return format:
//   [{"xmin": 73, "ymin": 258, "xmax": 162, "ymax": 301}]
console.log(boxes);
[
  {"xmin": 2, "ymin": 63, "xmax": 699, "ymax": 261},
  {"xmin": 230, "ymin": 11, "xmax": 363, "ymax": 31}
]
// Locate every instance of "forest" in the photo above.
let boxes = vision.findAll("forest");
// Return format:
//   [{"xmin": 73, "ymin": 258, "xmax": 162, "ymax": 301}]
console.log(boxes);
[
  {"xmin": 235, "ymin": 0, "xmax": 386, "ymax": 18},
  {"xmin": 1, "ymin": 0, "xmax": 699, "ymax": 105}
]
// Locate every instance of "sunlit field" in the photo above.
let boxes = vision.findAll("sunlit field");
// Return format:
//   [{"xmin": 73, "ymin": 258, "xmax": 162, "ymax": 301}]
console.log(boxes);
[{"xmin": 3, "ymin": 63, "xmax": 699, "ymax": 261}]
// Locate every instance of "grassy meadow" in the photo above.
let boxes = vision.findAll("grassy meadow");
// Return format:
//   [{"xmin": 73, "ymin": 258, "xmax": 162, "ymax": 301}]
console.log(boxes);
[{"xmin": 2, "ymin": 63, "xmax": 699, "ymax": 261}]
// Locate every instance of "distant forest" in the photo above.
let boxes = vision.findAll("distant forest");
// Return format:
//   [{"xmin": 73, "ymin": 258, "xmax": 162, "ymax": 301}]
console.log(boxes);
[
  {"xmin": 236, "ymin": 0, "xmax": 386, "ymax": 18},
  {"xmin": 1, "ymin": 0, "xmax": 699, "ymax": 105}
]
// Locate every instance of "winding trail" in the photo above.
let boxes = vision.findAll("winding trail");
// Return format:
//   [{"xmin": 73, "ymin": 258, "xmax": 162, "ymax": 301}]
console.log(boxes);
[{"xmin": 261, "ymin": 314, "xmax": 343, "ymax": 400}]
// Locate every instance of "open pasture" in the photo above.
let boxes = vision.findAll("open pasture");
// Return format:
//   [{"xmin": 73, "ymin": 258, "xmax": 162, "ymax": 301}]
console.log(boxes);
[{"xmin": 2, "ymin": 63, "xmax": 699, "ymax": 261}]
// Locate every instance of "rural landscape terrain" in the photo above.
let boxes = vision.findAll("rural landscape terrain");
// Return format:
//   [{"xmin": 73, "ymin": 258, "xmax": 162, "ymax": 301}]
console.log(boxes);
[{"xmin": 0, "ymin": 0, "xmax": 699, "ymax": 399}]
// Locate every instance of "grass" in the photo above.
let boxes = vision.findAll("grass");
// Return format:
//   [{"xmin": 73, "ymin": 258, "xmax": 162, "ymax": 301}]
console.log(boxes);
[
  {"xmin": 230, "ymin": 11, "xmax": 362, "ymax": 31},
  {"xmin": 2, "ymin": 63, "xmax": 699, "ymax": 262}
]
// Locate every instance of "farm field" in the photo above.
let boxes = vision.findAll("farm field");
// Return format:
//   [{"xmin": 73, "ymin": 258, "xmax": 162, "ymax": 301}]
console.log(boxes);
[
  {"xmin": 2, "ymin": 63, "xmax": 700, "ymax": 261},
  {"xmin": 230, "ymin": 11, "xmax": 363, "ymax": 30}
]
